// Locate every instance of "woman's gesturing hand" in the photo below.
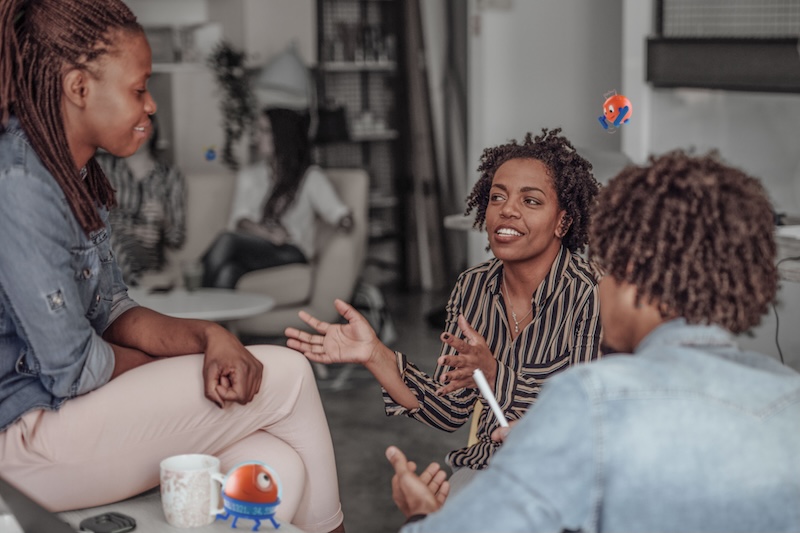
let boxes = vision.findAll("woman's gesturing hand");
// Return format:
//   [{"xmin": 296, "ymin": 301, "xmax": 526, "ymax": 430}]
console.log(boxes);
[
  {"xmin": 436, "ymin": 315, "xmax": 498, "ymax": 396},
  {"xmin": 285, "ymin": 298, "xmax": 382, "ymax": 365}
]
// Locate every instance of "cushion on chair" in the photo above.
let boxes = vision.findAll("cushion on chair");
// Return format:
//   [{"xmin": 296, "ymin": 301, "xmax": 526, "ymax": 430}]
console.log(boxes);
[{"xmin": 237, "ymin": 263, "xmax": 313, "ymax": 307}]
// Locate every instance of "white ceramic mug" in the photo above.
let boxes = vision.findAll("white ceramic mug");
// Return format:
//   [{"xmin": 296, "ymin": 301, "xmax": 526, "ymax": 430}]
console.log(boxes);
[{"xmin": 160, "ymin": 454, "xmax": 225, "ymax": 528}]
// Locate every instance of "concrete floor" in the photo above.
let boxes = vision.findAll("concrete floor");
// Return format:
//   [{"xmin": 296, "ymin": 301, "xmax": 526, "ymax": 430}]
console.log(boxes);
[{"xmin": 313, "ymin": 287, "xmax": 468, "ymax": 533}]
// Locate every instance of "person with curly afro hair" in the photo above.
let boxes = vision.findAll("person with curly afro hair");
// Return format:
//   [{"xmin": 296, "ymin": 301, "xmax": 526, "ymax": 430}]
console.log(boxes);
[
  {"xmin": 384, "ymin": 151, "xmax": 800, "ymax": 533},
  {"xmin": 590, "ymin": 149, "xmax": 778, "ymax": 344},
  {"xmin": 286, "ymin": 128, "xmax": 603, "ymax": 492}
]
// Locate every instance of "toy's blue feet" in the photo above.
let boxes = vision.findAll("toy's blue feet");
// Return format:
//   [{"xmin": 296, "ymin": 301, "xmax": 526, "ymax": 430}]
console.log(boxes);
[
  {"xmin": 598, "ymin": 116, "xmax": 609, "ymax": 130},
  {"xmin": 269, "ymin": 516, "xmax": 280, "ymax": 529},
  {"xmin": 251, "ymin": 519, "xmax": 261, "ymax": 531},
  {"xmin": 232, "ymin": 517, "xmax": 240, "ymax": 528}
]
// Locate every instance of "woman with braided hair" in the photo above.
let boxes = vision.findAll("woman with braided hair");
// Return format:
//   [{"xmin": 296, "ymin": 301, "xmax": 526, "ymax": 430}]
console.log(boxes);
[
  {"xmin": 0, "ymin": 2, "xmax": 344, "ymax": 531},
  {"xmin": 286, "ymin": 128, "xmax": 603, "ymax": 491}
]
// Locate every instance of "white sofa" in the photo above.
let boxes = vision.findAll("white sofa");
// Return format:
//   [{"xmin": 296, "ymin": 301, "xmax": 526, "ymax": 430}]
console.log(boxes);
[{"xmin": 141, "ymin": 167, "xmax": 370, "ymax": 337}]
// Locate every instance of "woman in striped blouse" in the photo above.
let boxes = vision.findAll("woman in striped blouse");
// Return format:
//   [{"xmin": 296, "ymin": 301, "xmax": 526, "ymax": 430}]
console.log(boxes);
[{"xmin": 286, "ymin": 128, "xmax": 603, "ymax": 490}]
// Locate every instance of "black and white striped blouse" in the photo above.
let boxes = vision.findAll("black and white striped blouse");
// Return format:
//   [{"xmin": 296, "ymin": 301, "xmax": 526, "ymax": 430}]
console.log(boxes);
[{"xmin": 383, "ymin": 246, "xmax": 602, "ymax": 470}]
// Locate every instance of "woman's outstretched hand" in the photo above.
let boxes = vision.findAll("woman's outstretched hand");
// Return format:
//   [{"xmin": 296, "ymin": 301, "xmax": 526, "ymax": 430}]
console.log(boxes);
[
  {"xmin": 285, "ymin": 298, "xmax": 382, "ymax": 366},
  {"xmin": 436, "ymin": 314, "xmax": 498, "ymax": 396}
]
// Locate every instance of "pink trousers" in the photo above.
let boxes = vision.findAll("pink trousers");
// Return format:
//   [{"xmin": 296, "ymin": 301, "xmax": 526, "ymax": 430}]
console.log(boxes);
[{"xmin": 0, "ymin": 346, "xmax": 343, "ymax": 533}]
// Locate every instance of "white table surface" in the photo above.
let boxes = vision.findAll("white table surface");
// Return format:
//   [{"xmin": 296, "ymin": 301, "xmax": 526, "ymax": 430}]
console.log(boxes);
[
  {"xmin": 128, "ymin": 288, "xmax": 275, "ymax": 322},
  {"xmin": 60, "ymin": 488, "xmax": 306, "ymax": 532}
]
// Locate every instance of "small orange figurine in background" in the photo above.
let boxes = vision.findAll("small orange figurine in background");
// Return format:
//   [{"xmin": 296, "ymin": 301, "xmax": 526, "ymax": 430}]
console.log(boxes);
[
  {"xmin": 217, "ymin": 462, "xmax": 282, "ymax": 530},
  {"xmin": 599, "ymin": 91, "xmax": 632, "ymax": 132}
]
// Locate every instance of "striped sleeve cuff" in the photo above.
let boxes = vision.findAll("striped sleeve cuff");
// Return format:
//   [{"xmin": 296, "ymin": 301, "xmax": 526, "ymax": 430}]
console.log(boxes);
[{"xmin": 383, "ymin": 351, "xmax": 423, "ymax": 416}]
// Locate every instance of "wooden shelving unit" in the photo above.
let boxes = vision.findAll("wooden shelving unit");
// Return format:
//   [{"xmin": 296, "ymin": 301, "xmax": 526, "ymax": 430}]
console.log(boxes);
[{"xmin": 314, "ymin": 0, "xmax": 409, "ymax": 288}]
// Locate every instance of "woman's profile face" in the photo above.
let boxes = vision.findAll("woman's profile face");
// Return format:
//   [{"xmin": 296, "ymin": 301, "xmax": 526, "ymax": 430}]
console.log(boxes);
[
  {"xmin": 484, "ymin": 158, "xmax": 567, "ymax": 266},
  {"xmin": 79, "ymin": 30, "xmax": 156, "ymax": 159}
]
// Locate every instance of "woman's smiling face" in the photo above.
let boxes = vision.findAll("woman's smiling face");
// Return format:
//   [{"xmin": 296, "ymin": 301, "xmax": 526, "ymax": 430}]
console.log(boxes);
[
  {"xmin": 79, "ymin": 29, "xmax": 156, "ymax": 159},
  {"xmin": 485, "ymin": 158, "xmax": 567, "ymax": 265}
]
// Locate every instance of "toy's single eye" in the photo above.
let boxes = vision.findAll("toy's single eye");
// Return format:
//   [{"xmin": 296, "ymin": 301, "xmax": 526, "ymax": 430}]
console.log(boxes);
[
  {"xmin": 256, "ymin": 472, "xmax": 272, "ymax": 491},
  {"xmin": 608, "ymin": 105, "xmax": 615, "ymax": 114}
]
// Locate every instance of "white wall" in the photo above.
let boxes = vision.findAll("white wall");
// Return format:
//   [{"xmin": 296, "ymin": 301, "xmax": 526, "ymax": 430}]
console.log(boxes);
[
  {"xmin": 125, "ymin": 0, "xmax": 316, "ymax": 174},
  {"xmin": 127, "ymin": 0, "xmax": 209, "ymax": 26},
  {"xmin": 622, "ymin": 0, "xmax": 800, "ymax": 216},
  {"xmin": 648, "ymin": 90, "xmax": 800, "ymax": 216},
  {"xmin": 469, "ymin": 0, "xmax": 623, "ymax": 154}
]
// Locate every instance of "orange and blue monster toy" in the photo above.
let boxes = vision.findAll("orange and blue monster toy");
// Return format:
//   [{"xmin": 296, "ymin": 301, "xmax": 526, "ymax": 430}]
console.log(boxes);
[
  {"xmin": 216, "ymin": 462, "xmax": 282, "ymax": 531},
  {"xmin": 598, "ymin": 91, "xmax": 632, "ymax": 132}
]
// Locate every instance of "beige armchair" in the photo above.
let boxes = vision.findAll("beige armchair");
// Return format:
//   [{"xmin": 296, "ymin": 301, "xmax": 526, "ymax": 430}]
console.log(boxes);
[{"xmin": 141, "ymin": 167, "xmax": 369, "ymax": 337}]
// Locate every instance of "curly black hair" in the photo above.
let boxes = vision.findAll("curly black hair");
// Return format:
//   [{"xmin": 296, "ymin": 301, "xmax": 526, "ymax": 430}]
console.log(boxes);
[
  {"xmin": 589, "ymin": 150, "xmax": 778, "ymax": 334},
  {"xmin": 464, "ymin": 128, "xmax": 599, "ymax": 253}
]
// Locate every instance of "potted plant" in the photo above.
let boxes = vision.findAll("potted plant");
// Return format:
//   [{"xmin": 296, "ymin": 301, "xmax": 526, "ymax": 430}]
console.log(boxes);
[{"xmin": 208, "ymin": 41, "xmax": 256, "ymax": 171}]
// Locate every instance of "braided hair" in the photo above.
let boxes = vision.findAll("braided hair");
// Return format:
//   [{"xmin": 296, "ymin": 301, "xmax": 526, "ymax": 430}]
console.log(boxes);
[
  {"xmin": 260, "ymin": 107, "xmax": 312, "ymax": 224},
  {"xmin": 465, "ymin": 128, "xmax": 599, "ymax": 253},
  {"xmin": 589, "ymin": 150, "xmax": 778, "ymax": 333},
  {"xmin": 0, "ymin": 0, "xmax": 142, "ymax": 234}
]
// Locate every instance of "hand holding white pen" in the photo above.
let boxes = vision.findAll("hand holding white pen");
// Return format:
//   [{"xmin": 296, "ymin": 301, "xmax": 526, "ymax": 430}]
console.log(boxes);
[{"xmin": 472, "ymin": 368, "xmax": 509, "ymax": 428}]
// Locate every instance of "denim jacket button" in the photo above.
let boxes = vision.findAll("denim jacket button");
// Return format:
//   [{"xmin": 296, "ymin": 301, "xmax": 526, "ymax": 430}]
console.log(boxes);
[
  {"xmin": 95, "ymin": 294, "xmax": 101, "ymax": 303},
  {"xmin": 83, "ymin": 268, "xmax": 91, "ymax": 279}
]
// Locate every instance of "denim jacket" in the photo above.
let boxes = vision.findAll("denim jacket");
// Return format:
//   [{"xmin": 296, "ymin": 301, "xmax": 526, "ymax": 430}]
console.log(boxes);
[
  {"xmin": 403, "ymin": 319, "xmax": 800, "ymax": 533},
  {"xmin": 0, "ymin": 117, "xmax": 138, "ymax": 431}
]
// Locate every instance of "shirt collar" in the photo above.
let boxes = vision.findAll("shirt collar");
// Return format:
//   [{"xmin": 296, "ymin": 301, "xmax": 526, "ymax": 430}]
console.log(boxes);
[
  {"xmin": 634, "ymin": 318, "xmax": 737, "ymax": 354},
  {"xmin": 3, "ymin": 114, "xmax": 25, "ymax": 137},
  {"xmin": 533, "ymin": 245, "xmax": 570, "ymax": 306},
  {"xmin": 487, "ymin": 245, "xmax": 572, "ymax": 303}
]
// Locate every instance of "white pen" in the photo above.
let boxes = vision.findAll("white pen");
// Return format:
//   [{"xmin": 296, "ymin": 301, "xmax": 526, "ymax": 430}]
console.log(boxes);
[{"xmin": 472, "ymin": 368, "xmax": 509, "ymax": 428}]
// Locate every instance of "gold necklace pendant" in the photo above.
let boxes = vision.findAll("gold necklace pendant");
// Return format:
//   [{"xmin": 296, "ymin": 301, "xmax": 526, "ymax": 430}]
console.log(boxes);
[{"xmin": 503, "ymin": 280, "xmax": 532, "ymax": 335}]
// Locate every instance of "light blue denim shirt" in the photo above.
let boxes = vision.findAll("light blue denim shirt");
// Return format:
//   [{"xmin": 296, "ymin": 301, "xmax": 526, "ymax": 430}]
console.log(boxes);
[
  {"xmin": 0, "ymin": 116, "xmax": 138, "ymax": 431},
  {"xmin": 402, "ymin": 319, "xmax": 800, "ymax": 533}
]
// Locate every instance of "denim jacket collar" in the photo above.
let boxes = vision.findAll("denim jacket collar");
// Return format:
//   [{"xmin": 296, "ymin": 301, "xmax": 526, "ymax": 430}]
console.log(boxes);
[
  {"xmin": 3, "ymin": 115, "xmax": 25, "ymax": 139},
  {"xmin": 634, "ymin": 318, "xmax": 737, "ymax": 354}
]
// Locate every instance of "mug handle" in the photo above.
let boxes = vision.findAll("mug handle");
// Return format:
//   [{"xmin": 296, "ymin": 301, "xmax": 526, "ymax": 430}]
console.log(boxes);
[{"xmin": 210, "ymin": 472, "xmax": 226, "ymax": 516}]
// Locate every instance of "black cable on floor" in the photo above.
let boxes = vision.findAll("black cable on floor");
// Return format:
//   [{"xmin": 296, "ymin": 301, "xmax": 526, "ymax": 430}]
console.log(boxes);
[{"xmin": 772, "ymin": 302, "xmax": 785, "ymax": 365}]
